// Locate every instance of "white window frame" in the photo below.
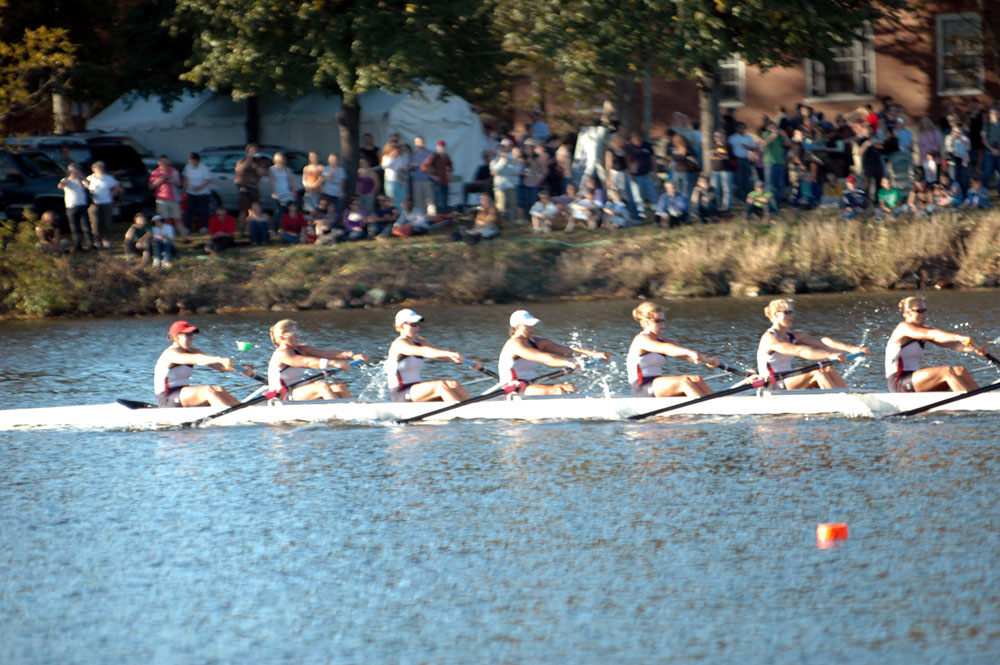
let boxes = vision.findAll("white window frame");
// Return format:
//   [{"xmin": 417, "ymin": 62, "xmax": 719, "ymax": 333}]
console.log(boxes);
[
  {"xmin": 719, "ymin": 54, "xmax": 745, "ymax": 108},
  {"xmin": 936, "ymin": 12, "xmax": 984, "ymax": 96},
  {"xmin": 804, "ymin": 23, "xmax": 875, "ymax": 103}
]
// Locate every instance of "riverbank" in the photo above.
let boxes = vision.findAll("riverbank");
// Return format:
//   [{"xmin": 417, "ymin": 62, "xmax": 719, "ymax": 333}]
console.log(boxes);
[{"xmin": 2, "ymin": 209, "xmax": 998, "ymax": 318}]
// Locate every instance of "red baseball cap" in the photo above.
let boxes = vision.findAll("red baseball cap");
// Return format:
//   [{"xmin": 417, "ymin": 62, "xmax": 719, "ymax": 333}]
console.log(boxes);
[
  {"xmin": 168, "ymin": 320, "xmax": 199, "ymax": 337},
  {"xmin": 436, "ymin": 140, "xmax": 446, "ymax": 147}
]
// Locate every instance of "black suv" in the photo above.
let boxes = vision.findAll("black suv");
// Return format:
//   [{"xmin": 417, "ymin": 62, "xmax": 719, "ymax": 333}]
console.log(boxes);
[{"xmin": 0, "ymin": 150, "xmax": 65, "ymax": 220}]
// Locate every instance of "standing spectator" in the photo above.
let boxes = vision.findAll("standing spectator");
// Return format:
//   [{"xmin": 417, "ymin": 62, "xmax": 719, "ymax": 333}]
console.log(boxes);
[
  {"xmin": 84, "ymin": 160, "xmax": 120, "ymax": 249},
  {"xmin": 490, "ymin": 142, "xmax": 522, "ymax": 225},
  {"xmin": 301, "ymin": 151, "xmax": 325, "ymax": 213},
  {"xmin": 917, "ymin": 117, "xmax": 943, "ymax": 183},
  {"xmin": 689, "ymin": 175, "xmax": 717, "ymax": 224},
  {"xmin": 409, "ymin": 136, "xmax": 434, "ymax": 211},
  {"xmin": 149, "ymin": 155, "xmax": 183, "ymax": 237},
  {"xmin": 625, "ymin": 133, "xmax": 657, "ymax": 219},
  {"xmin": 356, "ymin": 158, "xmax": 380, "ymax": 213},
  {"xmin": 182, "ymin": 152, "xmax": 213, "ymax": 234},
  {"xmin": 519, "ymin": 145, "xmax": 545, "ymax": 222},
  {"xmin": 151, "ymin": 215, "xmax": 176, "ymax": 268},
  {"xmin": 710, "ymin": 130, "xmax": 735, "ymax": 213},
  {"xmin": 124, "ymin": 212, "xmax": 152, "ymax": 265},
  {"xmin": 744, "ymin": 180, "xmax": 775, "ymax": 224},
  {"xmin": 981, "ymin": 107, "xmax": 1000, "ymax": 195},
  {"xmin": 760, "ymin": 121, "xmax": 789, "ymax": 209},
  {"xmin": 58, "ymin": 164, "xmax": 92, "ymax": 251},
  {"xmin": 858, "ymin": 131, "xmax": 885, "ymax": 203},
  {"xmin": 278, "ymin": 202, "xmax": 308, "ymax": 243},
  {"xmin": 968, "ymin": 99, "xmax": 985, "ymax": 174},
  {"xmin": 528, "ymin": 110, "xmax": 550, "ymax": 144},
  {"xmin": 943, "ymin": 122, "xmax": 971, "ymax": 195},
  {"xmin": 605, "ymin": 133, "xmax": 630, "ymax": 209},
  {"xmin": 321, "ymin": 153, "xmax": 346, "ymax": 214},
  {"xmin": 463, "ymin": 151, "xmax": 494, "ymax": 210},
  {"xmin": 555, "ymin": 140, "xmax": 573, "ymax": 194},
  {"xmin": 728, "ymin": 123, "xmax": 758, "ymax": 200},
  {"xmin": 358, "ymin": 134, "xmax": 379, "ymax": 172},
  {"xmin": 381, "ymin": 143, "xmax": 409, "ymax": 208},
  {"xmin": 207, "ymin": 206, "xmax": 237, "ymax": 254},
  {"xmin": 268, "ymin": 152, "xmax": 296, "ymax": 230},
  {"xmin": 655, "ymin": 181, "xmax": 689, "ymax": 228},
  {"xmin": 895, "ymin": 115, "xmax": 913, "ymax": 157},
  {"xmin": 235, "ymin": 144, "xmax": 266, "ymax": 232},
  {"xmin": 422, "ymin": 140, "xmax": 453, "ymax": 214},
  {"xmin": 247, "ymin": 201, "xmax": 271, "ymax": 246}
]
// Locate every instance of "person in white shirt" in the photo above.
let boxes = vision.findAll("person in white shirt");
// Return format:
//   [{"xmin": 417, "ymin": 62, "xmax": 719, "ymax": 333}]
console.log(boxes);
[
  {"xmin": 83, "ymin": 161, "xmax": 120, "ymax": 249},
  {"xmin": 602, "ymin": 189, "xmax": 633, "ymax": 229},
  {"xmin": 182, "ymin": 152, "xmax": 213, "ymax": 233},
  {"xmin": 269, "ymin": 152, "xmax": 296, "ymax": 230},
  {"xmin": 528, "ymin": 189, "xmax": 559, "ymax": 233},
  {"xmin": 58, "ymin": 164, "xmax": 92, "ymax": 250},
  {"xmin": 321, "ymin": 153, "xmax": 346, "ymax": 214},
  {"xmin": 151, "ymin": 215, "xmax": 177, "ymax": 268}
]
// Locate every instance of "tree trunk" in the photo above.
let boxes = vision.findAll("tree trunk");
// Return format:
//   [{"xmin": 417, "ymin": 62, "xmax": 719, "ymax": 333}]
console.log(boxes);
[
  {"xmin": 338, "ymin": 101, "xmax": 360, "ymax": 195},
  {"xmin": 52, "ymin": 93, "xmax": 71, "ymax": 134},
  {"xmin": 642, "ymin": 73, "xmax": 653, "ymax": 140},
  {"xmin": 615, "ymin": 76, "xmax": 637, "ymax": 134},
  {"xmin": 245, "ymin": 95, "xmax": 260, "ymax": 145},
  {"xmin": 697, "ymin": 71, "xmax": 720, "ymax": 177}
]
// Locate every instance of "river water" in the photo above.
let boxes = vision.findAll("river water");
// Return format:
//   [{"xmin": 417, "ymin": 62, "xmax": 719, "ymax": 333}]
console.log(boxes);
[{"xmin": 1, "ymin": 292, "xmax": 998, "ymax": 664}]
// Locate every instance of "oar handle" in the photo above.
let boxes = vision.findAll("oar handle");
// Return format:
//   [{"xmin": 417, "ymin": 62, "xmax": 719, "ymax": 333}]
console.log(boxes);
[
  {"xmin": 715, "ymin": 360, "xmax": 754, "ymax": 378},
  {"xmin": 464, "ymin": 358, "xmax": 500, "ymax": 380}
]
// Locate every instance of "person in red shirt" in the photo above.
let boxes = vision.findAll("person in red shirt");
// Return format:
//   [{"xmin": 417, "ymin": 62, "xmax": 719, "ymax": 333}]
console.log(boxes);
[
  {"xmin": 279, "ymin": 202, "xmax": 308, "ymax": 243},
  {"xmin": 421, "ymin": 140, "xmax": 453, "ymax": 214},
  {"xmin": 148, "ymin": 156, "xmax": 184, "ymax": 237},
  {"xmin": 206, "ymin": 206, "xmax": 237, "ymax": 253}
]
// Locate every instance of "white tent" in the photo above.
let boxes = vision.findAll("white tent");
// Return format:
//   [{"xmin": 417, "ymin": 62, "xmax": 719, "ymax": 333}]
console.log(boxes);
[{"xmin": 89, "ymin": 84, "xmax": 486, "ymax": 191}]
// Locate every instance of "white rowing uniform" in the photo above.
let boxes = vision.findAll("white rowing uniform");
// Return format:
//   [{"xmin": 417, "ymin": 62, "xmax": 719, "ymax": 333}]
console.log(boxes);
[
  {"xmin": 884, "ymin": 338, "xmax": 925, "ymax": 378},
  {"xmin": 757, "ymin": 328, "xmax": 797, "ymax": 389},
  {"xmin": 626, "ymin": 334, "xmax": 668, "ymax": 397},
  {"xmin": 498, "ymin": 337, "xmax": 541, "ymax": 382},
  {"xmin": 269, "ymin": 347, "xmax": 306, "ymax": 395},
  {"xmin": 153, "ymin": 348, "xmax": 193, "ymax": 396},
  {"xmin": 386, "ymin": 340, "xmax": 425, "ymax": 390}
]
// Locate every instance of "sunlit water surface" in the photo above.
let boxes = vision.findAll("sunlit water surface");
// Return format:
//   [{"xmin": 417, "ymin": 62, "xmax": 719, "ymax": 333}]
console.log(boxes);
[{"xmin": 1, "ymin": 292, "xmax": 998, "ymax": 663}]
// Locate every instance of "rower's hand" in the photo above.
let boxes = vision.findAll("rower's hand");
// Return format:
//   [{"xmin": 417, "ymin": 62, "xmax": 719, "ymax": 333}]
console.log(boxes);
[
  {"xmin": 219, "ymin": 357, "xmax": 237, "ymax": 372},
  {"xmin": 466, "ymin": 358, "xmax": 482, "ymax": 370},
  {"xmin": 701, "ymin": 354, "xmax": 719, "ymax": 368},
  {"xmin": 335, "ymin": 360, "xmax": 352, "ymax": 371},
  {"xmin": 447, "ymin": 351, "xmax": 465, "ymax": 364},
  {"xmin": 589, "ymin": 351, "xmax": 611, "ymax": 362},
  {"xmin": 829, "ymin": 352, "xmax": 847, "ymax": 363},
  {"xmin": 854, "ymin": 346, "xmax": 870, "ymax": 356},
  {"xmin": 240, "ymin": 364, "xmax": 255, "ymax": 377},
  {"xmin": 349, "ymin": 352, "xmax": 370, "ymax": 363}
]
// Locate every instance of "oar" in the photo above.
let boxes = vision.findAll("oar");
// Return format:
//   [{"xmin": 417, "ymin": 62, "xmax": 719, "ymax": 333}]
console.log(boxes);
[
  {"xmin": 181, "ymin": 360, "xmax": 362, "ymax": 429},
  {"xmin": 715, "ymin": 360, "xmax": 755, "ymax": 379},
  {"xmin": 117, "ymin": 398, "xmax": 156, "ymax": 409},
  {"xmin": 397, "ymin": 362, "xmax": 592, "ymax": 424},
  {"xmin": 629, "ymin": 352, "xmax": 863, "ymax": 421},
  {"xmin": 984, "ymin": 352, "xmax": 1000, "ymax": 370},
  {"xmin": 465, "ymin": 358, "xmax": 500, "ymax": 380},
  {"xmin": 885, "ymin": 379, "xmax": 1000, "ymax": 419}
]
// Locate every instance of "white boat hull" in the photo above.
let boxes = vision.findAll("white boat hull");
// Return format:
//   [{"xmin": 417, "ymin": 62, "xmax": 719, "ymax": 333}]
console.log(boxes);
[{"xmin": 1, "ymin": 390, "xmax": 998, "ymax": 430}]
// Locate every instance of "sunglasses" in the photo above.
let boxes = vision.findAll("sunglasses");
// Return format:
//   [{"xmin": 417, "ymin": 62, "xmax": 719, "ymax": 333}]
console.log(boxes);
[
  {"xmin": 909, "ymin": 308, "xmax": 927, "ymax": 313},
  {"xmin": 776, "ymin": 310, "xmax": 795, "ymax": 315},
  {"xmin": 650, "ymin": 318, "xmax": 666, "ymax": 323}
]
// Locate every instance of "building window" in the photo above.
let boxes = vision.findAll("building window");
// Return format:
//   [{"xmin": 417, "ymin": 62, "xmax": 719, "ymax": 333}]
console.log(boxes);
[
  {"xmin": 805, "ymin": 23, "xmax": 874, "ymax": 100},
  {"xmin": 937, "ymin": 13, "xmax": 983, "ymax": 95},
  {"xmin": 719, "ymin": 54, "xmax": 745, "ymax": 107}
]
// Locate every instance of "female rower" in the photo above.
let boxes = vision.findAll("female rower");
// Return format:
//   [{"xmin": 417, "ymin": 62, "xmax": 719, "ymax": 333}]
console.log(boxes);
[
  {"xmin": 268, "ymin": 319, "xmax": 369, "ymax": 400},
  {"xmin": 885, "ymin": 296, "xmax": 988, "ymax": 392},
  {"xmin": 153, "ymin": 320, "xmax": 252, "ymax": 408},
  {"xmin": 499, "ymin": 310, "xmax": 610, "ymax": 395},
  {"xmin": 626, "ymin": 302, "xmax": 719, "ymax": 398},
  {"xmin": 757, "ymin": 298, "xmax": 869, "ymax": 389},
  {"xmin": 385, "ymin": 309, "xmax": 480, "ymax": 403}
]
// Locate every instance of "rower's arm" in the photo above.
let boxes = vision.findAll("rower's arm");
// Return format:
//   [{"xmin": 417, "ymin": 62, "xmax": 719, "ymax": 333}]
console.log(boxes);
[
  {"xmin": 274, "ymin": 347, "xmax": 350, "ymax": 371},
  {"xmin": 164, "ymin": 347, "xmax": 236, "ymax": 370},
  {"xmin": 763, "ymin": 334, "xmax": 840, "ymax": 362},
  {"xmin": 510, "ymin": 338, "xmax": 576, "ymax": 369},
  {"xmin": 639, "ymin": 336, "xmax": 715, "ymax": 366},
  {"xmin": 395, "ymin": 337, "xmax": 463, "ymax": 363},
  {"xmin": 299, "ymin": 344, "xmax": 369, "ymax": 363},
  {"xmin": 537, "ymin": 337, "xmax": 610, "ymax": 361},
  {"xmin": 817, "ymin": 336, "xmax": 869, "ymax": 356}
]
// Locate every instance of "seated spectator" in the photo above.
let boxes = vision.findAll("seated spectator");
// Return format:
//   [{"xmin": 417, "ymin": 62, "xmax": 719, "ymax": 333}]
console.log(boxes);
[
  {"xmin": 876, "ymin": 177, "xmax": 904, "ymax": 219},
  {"xmin": 960, "ymin": 180, "xmax": 990, "ymax": 209},
  {"xmin": 790, "ymin": 171, "xmax": 817, "ymax": 210},
  {"xmin": 689, "ymin": 175, "xmax": 717, "ymax": 223},
  {"xmin": 247, "ymin": 201, "xmax": 272, "ymax": 245},
  {"xmin": 462, "ymin": 151, "xmax": 494, "ymax": 210},
  {"xmin": 841, "ymin": 175, "xmax": 868, "ymax": 219},
  {"xmin": 341, "ymin": 196, "xmax": 369, "ymax": 241},
  {"xmin": 369, "ymin": 195, "xmax": 399, "ymax": 239},
  {"xmin": 35, "ymin": 210, "xmax": 68, "ymax": 253},
  {"xmin": 819, "ymin": 173, "xmax": 844, "ymax": 209},
  {"xmin": 124, "ymin": 212, "xmax": 152, "ymax": 265},
  {"xmin": 583, "ymin": 175, "xmax": 607, "ymax": 207},
  {"xmin": 529, "ymin": 189, "xmax": 559, "ymax": 233},
  {"xmin": 744, "ymin": 180, "xmax": 775, "ymax": 223},
  {"xmin": 458, "ymin": 193, "xmax": 501, "ymax": 244},
  {"xmin": 568, "ymin": 188, "xmax": 602, "ymax": 231},
  {"xmin": 656, "ymin": 181, "xmax": 689, "ymax": 228},
  {"xmin": 279, "ymin": 202, "xmax": 309, "ymax": 243},
  {"xmin": 932, "ymin": 175, "xmax": 959, "ymax": 209},
  {"xmin": 904, "ymin": 180, "xmax": 935, "ymax": 217},
  {"xmin": 207, "ymin": 206, "xmax": 237, "ymax": 253},
  {"xmin": 886, "ymin": 149, "xmax": 914, "ymax": 192},
  {"xmin": 601, "ymin": 189, "xmax": 634, "ymax": 229},
  {"xmin": 151, "ymin": 215, "xmax": 176, "ymax": 268}
]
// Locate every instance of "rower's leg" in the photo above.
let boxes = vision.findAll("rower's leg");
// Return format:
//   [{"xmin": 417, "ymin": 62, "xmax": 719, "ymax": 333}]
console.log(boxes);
[
  {"xmin": 440, "ymin": 380, "xmax": 471, "ymax": 401},
  {"xmin": 819, "ymin": 367, "xmax": 848, "ymax": 389},
  {"xmin": 912, "ymin": 366, "xmax": 978, "ymax": 392},
  {"xmin": 524, "ymin": 383, "xmax": 575, "ymax": 396},
  {"xmin": 652, "ymin": 375, "xmax": 712, "ymax": 398},
  {"xmin": 408, "ymin": 380, "xmax": 470, "ymax": 403},
  {"xmin": 179, "ymin": 385, "xmax": 239, "ymax": 407},
  {"xmin": 327, "ymin": 382, "xmax": 352, "ymax": 399}
]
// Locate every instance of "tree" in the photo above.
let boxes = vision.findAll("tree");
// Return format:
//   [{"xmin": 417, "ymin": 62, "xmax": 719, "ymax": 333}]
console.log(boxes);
[
  {"xmin": 173, "ymin": 0, "xmax": 508, "ymax": 181},
  {"xmin": 0, "ymin": 0, "xmax": 76, "ymax": 128}
]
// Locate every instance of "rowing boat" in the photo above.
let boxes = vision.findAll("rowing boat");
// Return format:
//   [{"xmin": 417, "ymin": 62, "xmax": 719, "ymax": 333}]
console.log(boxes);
[{"xmin": 2, "ymin": 390, "xmax": 999, "ymax": 430}]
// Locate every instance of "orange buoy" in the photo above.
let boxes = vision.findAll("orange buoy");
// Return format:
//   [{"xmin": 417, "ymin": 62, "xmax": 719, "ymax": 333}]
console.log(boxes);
[{"xmin": 817, "ymin": 522, "xmax": 849, "ymax": 548}]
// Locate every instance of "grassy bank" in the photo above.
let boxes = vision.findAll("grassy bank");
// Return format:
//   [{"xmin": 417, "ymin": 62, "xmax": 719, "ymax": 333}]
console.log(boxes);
[{"xmin": 2, "ymin": 209, "xmax": 998, "ymax": 318}]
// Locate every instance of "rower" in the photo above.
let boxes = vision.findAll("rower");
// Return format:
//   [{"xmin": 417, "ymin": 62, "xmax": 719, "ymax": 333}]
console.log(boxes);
[
  {"xmin": 268, "ymin": 319, "xmax": 368, "ymax": 400},
  {"xmin": 626, "ymin": 302, "xmax": 718, "ymax": 398},
  {"xmin": 885, "ymin": 296, "xmax": 987, "ymax": 392},
  {"xmin": 498, "ymin": 309, "xmax": 610, "ymax": 395},
  {"xmin": 756, "ymin": 298, "xmax": 868, "ymax": 390},
  {"xmin": 385, "ymin": 309, "xmax": 480, "ymax": 403},
  {"xmin": 153, "ymin": 320, "xmax": 252, "ymax": 408}
]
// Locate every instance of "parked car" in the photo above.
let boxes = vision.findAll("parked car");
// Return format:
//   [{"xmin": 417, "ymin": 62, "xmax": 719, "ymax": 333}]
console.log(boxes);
[
  {"xmin": 2, "ymin": 135, "xmax": 153, "ymax": 215},
  {"xmin": 0, "ymin": 149, "xmax": 66, "ymax": 221},
  {"xmin": 198, "ymin": 145, "xmax": 309, "ymax": 211},
  {"xmin": 76, "ymin": 132, "xmax": 159, "ymax": 171}
]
